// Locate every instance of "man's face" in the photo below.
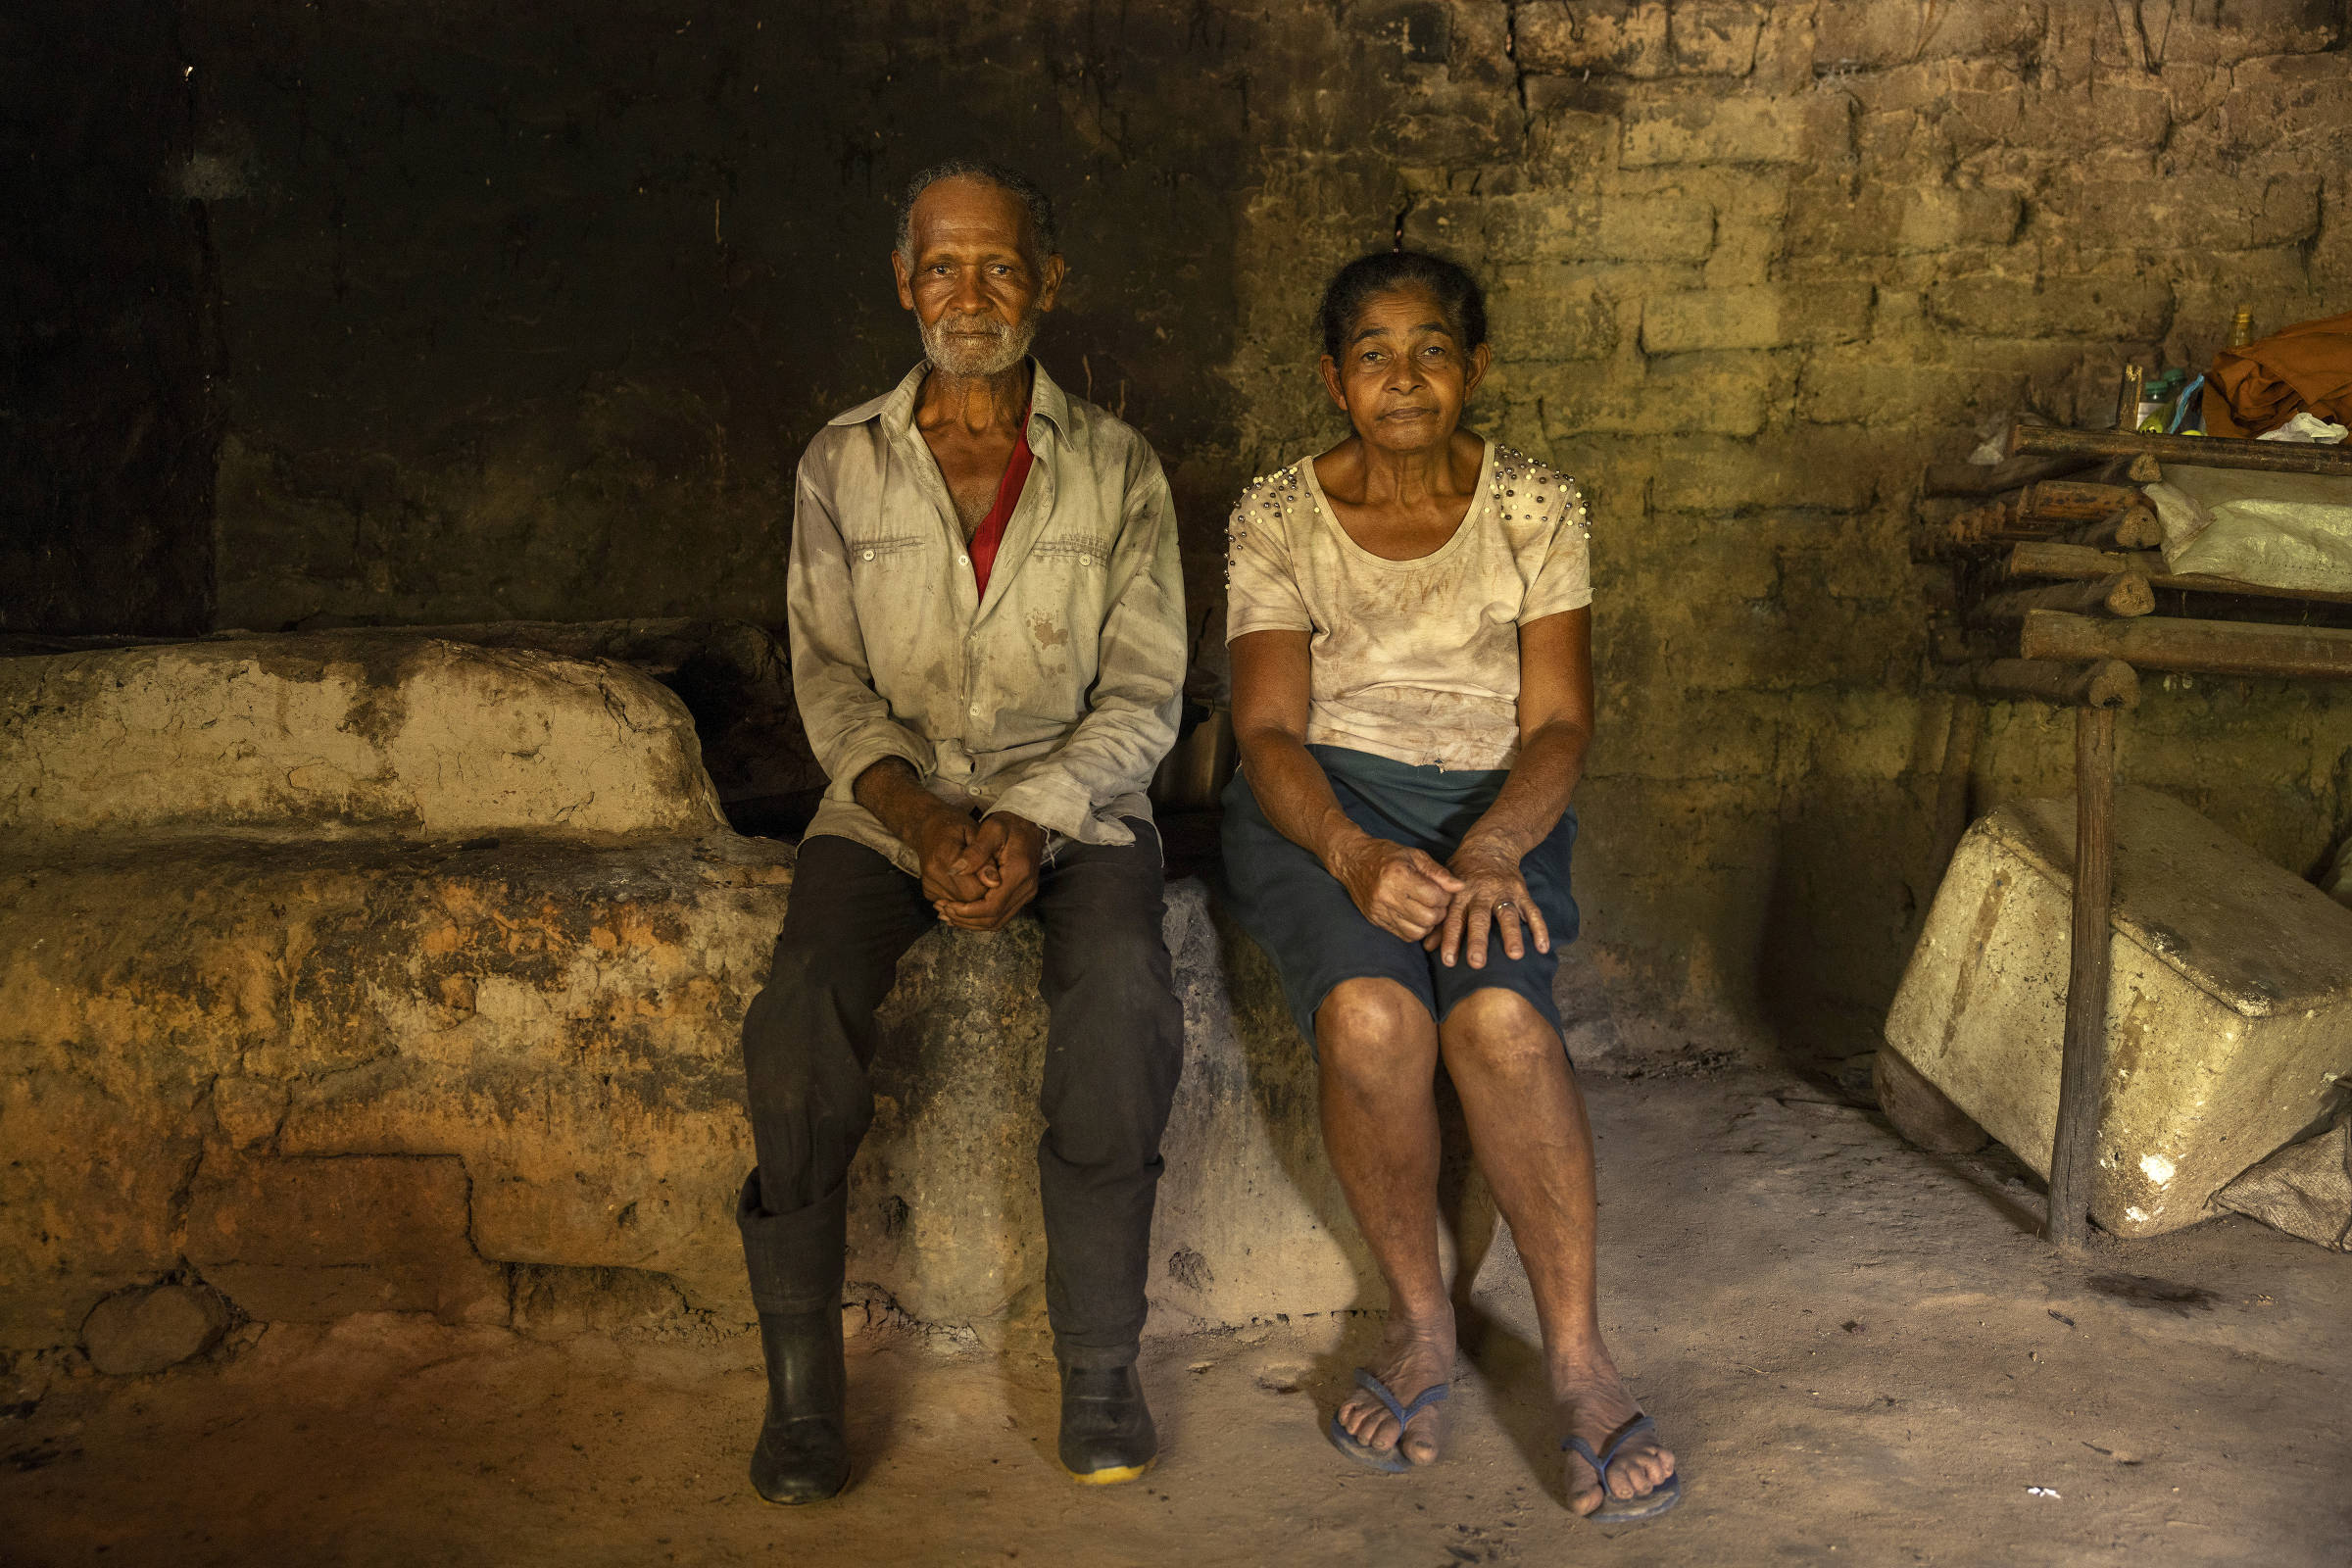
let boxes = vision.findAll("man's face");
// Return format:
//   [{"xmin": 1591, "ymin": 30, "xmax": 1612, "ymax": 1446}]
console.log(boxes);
[{"xmin": 893, "ymin": 175, "xmax": 1065, "ymax": 379}]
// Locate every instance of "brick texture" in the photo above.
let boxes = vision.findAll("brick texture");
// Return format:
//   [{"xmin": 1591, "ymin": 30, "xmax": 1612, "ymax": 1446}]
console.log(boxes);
[{"xmin": 182, "ymin": 0, "xmax": 2352, "ymax": 1054}]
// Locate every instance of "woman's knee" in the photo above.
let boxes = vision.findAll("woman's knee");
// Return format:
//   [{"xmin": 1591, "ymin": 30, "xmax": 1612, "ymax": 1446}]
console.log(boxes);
[
  {"xmin": 1440, "ymin": 987, "xmax": 1561, "ymax": 1074},
  {"xmin": 1316, "ymin": 979, "xmax": 1437, "ymax": 1079}
]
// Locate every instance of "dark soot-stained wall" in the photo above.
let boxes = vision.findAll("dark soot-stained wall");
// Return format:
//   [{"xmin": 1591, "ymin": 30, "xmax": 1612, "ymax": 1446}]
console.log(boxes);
[
  {"xmin": 2, "ymin": 2, "xmax": 215, "ymax": 636},
  {"xmin": 21, "ymin": 1, "xmax": 2352, "ymax": 1055},
  {"xmin": 193, "ymin": 0, "xmax": 1245, "ymax": 647}
]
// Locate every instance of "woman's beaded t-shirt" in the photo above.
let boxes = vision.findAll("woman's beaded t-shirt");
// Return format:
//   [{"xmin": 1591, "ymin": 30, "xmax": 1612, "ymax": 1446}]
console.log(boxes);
[{"xmin": 1223, "ymin": 439, "xmax": 1592, "ymax": 771}]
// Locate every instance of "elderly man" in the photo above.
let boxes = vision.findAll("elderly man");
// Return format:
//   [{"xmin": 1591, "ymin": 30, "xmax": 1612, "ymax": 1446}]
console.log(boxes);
[{"xmin": 734, "ymin": 160, "xmax": 1189, "ymax": 1503}]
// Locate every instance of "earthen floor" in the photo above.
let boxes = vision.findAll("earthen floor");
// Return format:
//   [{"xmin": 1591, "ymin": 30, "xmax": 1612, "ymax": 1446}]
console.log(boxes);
[{"xmin": 6, "ymin": 1067, "xmax": 2347, "ymax": 1568}]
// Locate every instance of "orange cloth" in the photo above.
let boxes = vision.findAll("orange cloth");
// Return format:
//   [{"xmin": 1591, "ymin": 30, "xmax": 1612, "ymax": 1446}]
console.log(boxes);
[{"xmin": 2202, "ymin": 311, "xmax": 2352, "ymax": 437}]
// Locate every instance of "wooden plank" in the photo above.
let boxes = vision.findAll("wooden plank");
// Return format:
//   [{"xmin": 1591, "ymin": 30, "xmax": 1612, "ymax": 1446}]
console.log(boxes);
[
  {"xmin": 2005, "ymin": 541, "xmax": 2352, "ymax": 608},
  {"xmin": 2047, "ymin": 705, "xmax": 2116, "ymax": 1250},
  {"xmin": 2022, "ymin": 609, "xmax": 2352, "ymax": 678},
  {"xmin": 2008, "ymin": 421, "xmax": 2352, "ymax": 478}
]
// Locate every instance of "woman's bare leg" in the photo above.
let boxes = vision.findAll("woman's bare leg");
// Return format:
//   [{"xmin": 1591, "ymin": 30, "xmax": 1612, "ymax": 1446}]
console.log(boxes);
[
  {"xmin": 1315, "ymin": 977, "xmax": 1454, "ymax": 1464},
  {"xmin": 1438, "ymin": 988, "xmax": 1676, "ymax": 1512}
]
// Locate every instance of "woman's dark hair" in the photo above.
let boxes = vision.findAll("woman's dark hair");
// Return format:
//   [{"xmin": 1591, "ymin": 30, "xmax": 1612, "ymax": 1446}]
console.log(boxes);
[{"xmin": 1316, "ymin": 250, "xmax": 1489, "ymax": 361}]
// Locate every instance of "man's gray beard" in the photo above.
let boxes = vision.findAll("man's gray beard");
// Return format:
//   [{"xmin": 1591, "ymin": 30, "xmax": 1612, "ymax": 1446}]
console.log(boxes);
[{"xmin": 920, "ymin": 310, "xmax": 1039, "ymax": 378}]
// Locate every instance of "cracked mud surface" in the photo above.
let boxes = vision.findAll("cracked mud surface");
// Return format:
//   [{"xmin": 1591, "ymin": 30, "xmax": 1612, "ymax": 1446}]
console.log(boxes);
[{"xmin": 7, "ymin": 1069, "xmax": 2347, "ymax": 1567}]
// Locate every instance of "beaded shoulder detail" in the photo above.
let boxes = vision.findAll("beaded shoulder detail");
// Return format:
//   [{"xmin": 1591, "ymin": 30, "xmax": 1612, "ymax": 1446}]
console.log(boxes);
[
  {"xmin": 1491, "ymin": 444, "xmax": 1591, "ymax": 538},
  {"xmin": 1225, "ymin": 463, "xmax": 1304, "ymax": 549},
  {"xmin": 1224, "ymin": 462, "xmax": 1306, "ymax": 585}
]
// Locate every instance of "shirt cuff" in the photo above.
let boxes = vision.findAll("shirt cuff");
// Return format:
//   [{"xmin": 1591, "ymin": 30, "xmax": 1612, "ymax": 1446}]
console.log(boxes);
[
  {"xmin": 831, "ymin": 727, "xmax": 935, "ymax": 796},
  {"xmin": 1225, "ymin": 612, "xmax": 1314, "ymax": 643},
  {"xmin": 988, "ymin": 770, "xmax": 1096, "ymax": 842},
  {"xmin": 1517, "ymin": 587, "xmax": 1593, "ymax": 625}
]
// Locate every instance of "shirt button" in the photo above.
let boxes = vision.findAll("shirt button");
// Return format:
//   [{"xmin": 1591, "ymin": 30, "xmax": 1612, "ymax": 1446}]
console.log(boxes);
[
  {"xmin": 959, "ymin": 554, "xmax": 970, "ymax": 565},
  {"xmin": 1078, "ymin": 553, "xmax": 1092, "ymax": 565},
  {"xmin": 861, "ymin": 549, "xmax": 875, "ymax": 561},
  {"xmin": 969, "ymin": 702, "xmax": 983, "ymax": 717}
]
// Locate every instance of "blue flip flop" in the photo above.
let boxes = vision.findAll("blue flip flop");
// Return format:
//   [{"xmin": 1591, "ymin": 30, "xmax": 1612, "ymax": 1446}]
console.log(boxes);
[
  {"xmin": 1326, "ymin": 1368, "xmax": 1449, "ymax": 1474},
  {"xmin": 1563, "ymin": 1413, "xmax": 1683, "ymax": 1522}
]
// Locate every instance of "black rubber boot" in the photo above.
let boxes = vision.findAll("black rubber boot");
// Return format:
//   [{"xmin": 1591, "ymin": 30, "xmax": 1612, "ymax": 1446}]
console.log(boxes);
[
  {"xmin": 750, "ymin": 1305, "xmax": 850, "ymax": 1504},
  {"xmin": 738, "ymin": 1172, "xmax": 851, "ymax": 1504},
  {"xmin": 1057, "ymin": 1362, "xmax": 1157, "ymax": 1484}
]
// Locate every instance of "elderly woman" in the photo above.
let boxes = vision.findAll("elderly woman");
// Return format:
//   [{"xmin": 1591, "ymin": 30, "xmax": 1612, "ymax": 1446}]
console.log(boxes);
[{"xmin": 1220, "ymin": 251, "xmax": 1680, "ymax": 1521}]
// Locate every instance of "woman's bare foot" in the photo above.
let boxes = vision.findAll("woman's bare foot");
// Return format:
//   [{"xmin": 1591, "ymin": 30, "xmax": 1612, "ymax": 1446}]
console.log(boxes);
[
  {"xmin": 1554, "ymin": 1353, "xmax": 1676, "ymax": 1514},
  {"xmin": 1335, "ymin": 1308, "xmax": 1457, "ymax": 1465}
]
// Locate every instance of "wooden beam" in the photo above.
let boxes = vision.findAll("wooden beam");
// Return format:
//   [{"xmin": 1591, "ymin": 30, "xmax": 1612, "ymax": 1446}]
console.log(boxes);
[
  {"xmin": 2006, "ymin": 540, "xmax": 2352, "ymax": 608},
  {"xmin": 1974, "ymin": 574, "xmax": 2155, "ymax": 623},
  {"xmin": 1935, "ymin": 481, "xmax": 2160, "ymax": 554},
  {"xmin": 2089, "ymin": 453, "xmax": 2163, "ymax": 486},
  {"xmin": 2008, "ymin": 421, "xmax": 2352, "ymax": 478},
  {"xmin": 1942, "ymin": 657, "xmax": 2140, "ymax": 710},
  {"xmin": 2022, "ymin": 608, "xmax": 2352, "ymax": 678},
  {"xmin": 2020, "ymin": 480, "xmax": 2139, "ymax": 521},
  {"xmin": 2056, "ymin": 505, "xmax": 2162, "ymax": 551},
  {"xmin": 1921, "ymin": 453, "xmax": 2096, "ymax": 497},
  {"xmin": 2047, "ymin": 704, "xmax": 2116, "ymax": 1250}
]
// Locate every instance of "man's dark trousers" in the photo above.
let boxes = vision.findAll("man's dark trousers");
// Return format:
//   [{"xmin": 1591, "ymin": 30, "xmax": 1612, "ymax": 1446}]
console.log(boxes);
[{"xmin": 737, "ymin": 819, "xmax": 1184, "ymax": 1369}]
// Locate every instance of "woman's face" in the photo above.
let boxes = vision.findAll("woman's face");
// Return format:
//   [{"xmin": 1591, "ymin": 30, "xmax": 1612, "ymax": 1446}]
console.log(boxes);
[{"xmin": 1319, "ymin": 286, "xmax": 1491, "ymax": 456}]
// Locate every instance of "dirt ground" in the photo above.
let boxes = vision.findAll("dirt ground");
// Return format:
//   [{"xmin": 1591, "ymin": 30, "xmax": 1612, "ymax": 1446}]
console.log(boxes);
[{"xmin": 6, "ymin": 1064, "xmax": 2348, "ymax": 1568}]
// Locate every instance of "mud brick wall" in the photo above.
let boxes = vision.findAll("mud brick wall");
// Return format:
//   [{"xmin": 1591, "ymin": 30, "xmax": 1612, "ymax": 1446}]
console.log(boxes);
[{"xmin": 60, "ymin": 1, "xmax": 2352, "ymax": 1053}]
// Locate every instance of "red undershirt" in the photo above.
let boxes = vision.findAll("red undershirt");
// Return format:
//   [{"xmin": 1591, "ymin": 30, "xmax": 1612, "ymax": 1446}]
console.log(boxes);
[{"xmin": 966, "ymin": 408, "xmax": 1034, "ymax": 598}]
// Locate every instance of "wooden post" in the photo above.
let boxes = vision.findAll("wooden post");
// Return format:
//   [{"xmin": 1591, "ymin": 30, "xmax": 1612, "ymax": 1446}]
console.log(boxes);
[
  {"xmin": 1930, "ymin": 695, "xmax": 1982, "ymax": 876},
  {"xmin": 2046, "ymin": 705, "xmax": 2116, "ymax": 1250}
]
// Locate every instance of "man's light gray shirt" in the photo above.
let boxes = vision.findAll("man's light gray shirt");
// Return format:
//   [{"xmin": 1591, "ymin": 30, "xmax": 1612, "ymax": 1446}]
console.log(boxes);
[{"xmin": 788, "ymin": 358, "xmax": 1187, "ymax": 874}]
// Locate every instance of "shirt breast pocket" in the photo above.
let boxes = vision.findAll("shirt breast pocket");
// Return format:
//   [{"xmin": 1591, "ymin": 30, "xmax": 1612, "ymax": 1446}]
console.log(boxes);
[
  {"xmin": 1031, "ymin": 535, "xmax": 1110, "ymax": 571},
  {"xmin": 1031, "ymin": 535, "xmax": 1112, "ymax": 622},
  {"xmin": 847, "ymin": 535, "xmax": 927, "ymax": 575}
]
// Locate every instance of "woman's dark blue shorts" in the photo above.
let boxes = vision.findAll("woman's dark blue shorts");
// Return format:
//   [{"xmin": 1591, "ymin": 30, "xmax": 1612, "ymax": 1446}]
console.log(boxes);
[{"xmin": 1219, "ymin": 743, "xmax": 1579, "ymax": 1054}]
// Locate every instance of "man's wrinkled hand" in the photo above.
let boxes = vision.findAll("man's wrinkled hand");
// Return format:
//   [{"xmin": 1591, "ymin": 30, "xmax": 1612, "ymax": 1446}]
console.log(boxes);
[
  {"xmin": 936, "ymin": 812, "xmax": 1047, "ymax": 930},
  {"xmin": 1330, "ymin": 835, "xmax": 1462, "ymax": 944},
  {"xmin": 913, "ymin": 808, "xmax": 990, "ymax": 906}
]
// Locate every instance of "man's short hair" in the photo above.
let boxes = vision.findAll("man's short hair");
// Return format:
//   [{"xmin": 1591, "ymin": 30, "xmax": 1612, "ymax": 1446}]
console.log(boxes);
[{"xmin": 895, "ymin": 160, "xmax": 1059, "ymax": 267}]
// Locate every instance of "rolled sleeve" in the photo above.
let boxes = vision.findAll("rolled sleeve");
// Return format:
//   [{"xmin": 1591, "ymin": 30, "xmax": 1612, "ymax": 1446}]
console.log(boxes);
[{"xmin": 989, "ymin": 768, "xmax": 1099, "ymax": 843}]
